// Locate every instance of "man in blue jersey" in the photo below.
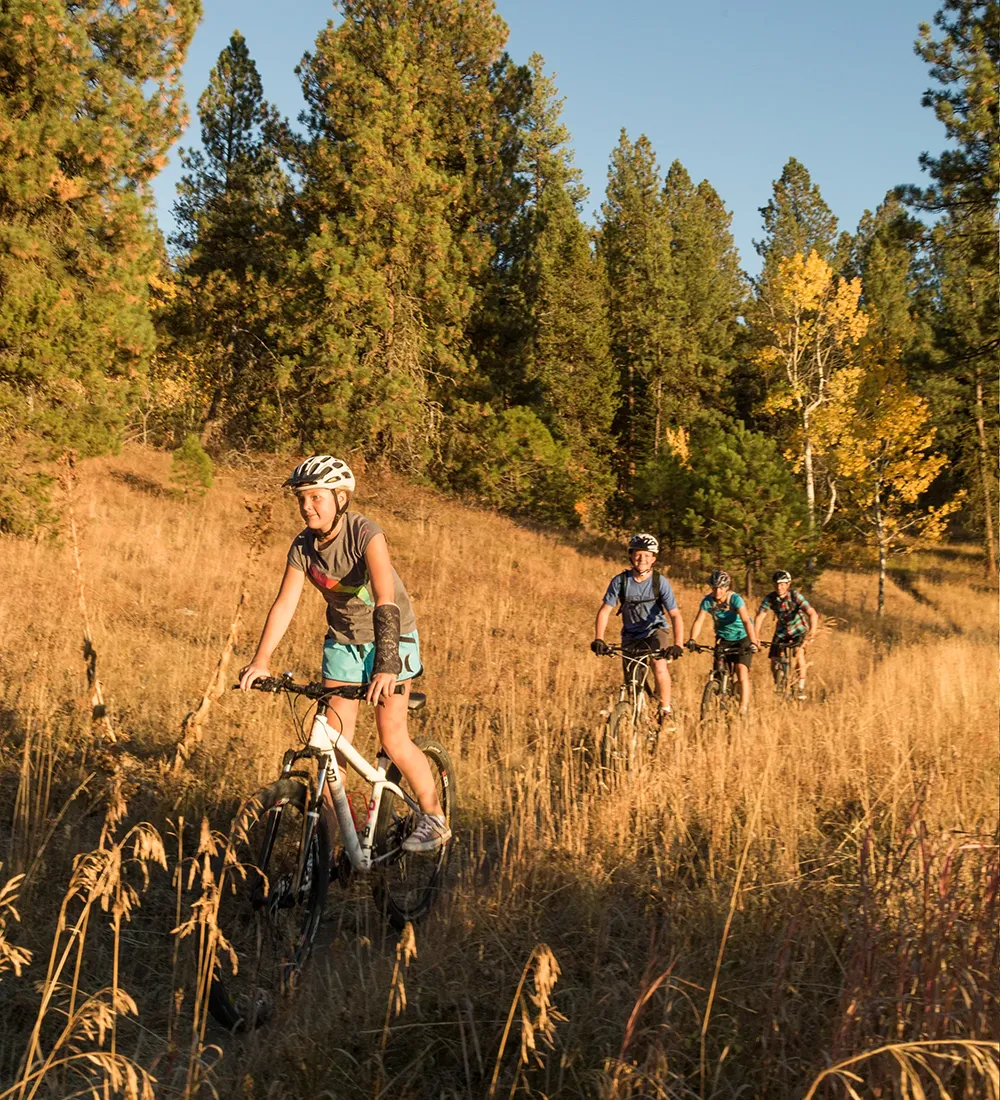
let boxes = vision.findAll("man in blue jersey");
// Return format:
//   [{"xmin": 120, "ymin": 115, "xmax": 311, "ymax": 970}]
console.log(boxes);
[{"xmin": 590, "ymin": 533, "xmax": 685, "ymax": 732}]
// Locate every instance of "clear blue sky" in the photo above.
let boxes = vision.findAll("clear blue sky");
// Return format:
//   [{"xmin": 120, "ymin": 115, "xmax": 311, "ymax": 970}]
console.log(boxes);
[{"xmin": 150, "ymin": 0, "xmax": 944, "ymax": 276}]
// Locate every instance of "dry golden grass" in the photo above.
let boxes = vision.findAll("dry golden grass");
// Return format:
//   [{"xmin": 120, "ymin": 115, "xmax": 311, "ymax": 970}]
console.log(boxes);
[{"xmin": 0, "ymin": 446, "xmax": 995, "ymax": 1099}]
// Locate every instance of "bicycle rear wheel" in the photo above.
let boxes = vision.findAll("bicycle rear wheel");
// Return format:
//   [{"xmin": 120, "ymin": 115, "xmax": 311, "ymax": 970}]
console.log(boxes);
[
  {"xmin": 208, "ymin": 779, "xmax": 330, "ymax": 1031},
  {"xmin": 372, "ymin": 738, "xmax": 454, "ymax": 931}
]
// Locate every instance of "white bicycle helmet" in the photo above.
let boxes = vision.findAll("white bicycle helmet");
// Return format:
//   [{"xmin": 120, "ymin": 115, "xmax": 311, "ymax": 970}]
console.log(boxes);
[
  {"xmin": 284, "ymin": 455, "xmax": 356, "ymax": 494},
  {"xmin": 628, "ymin": 532, "xmax": 659, "ymax": 554},
  {"xmin": 772, "ymin": 569, "xmax": 792, "ymax": 584}
]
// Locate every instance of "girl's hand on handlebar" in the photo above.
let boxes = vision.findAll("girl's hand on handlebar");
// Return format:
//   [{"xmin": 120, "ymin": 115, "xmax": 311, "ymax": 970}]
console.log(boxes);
[
  {"xmin": 366, "ymin": 671, "xmax": 398, "ymax": 706},
  {"xmin": 239, "ymin": 662, "xmax": 271, "ymax": 691}
]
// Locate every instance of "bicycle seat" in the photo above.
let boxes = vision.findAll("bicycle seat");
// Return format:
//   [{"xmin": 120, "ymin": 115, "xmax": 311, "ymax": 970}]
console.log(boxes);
[{"xmin": 407, "ymin": 692, "xmax": 426, "ymax": 711}]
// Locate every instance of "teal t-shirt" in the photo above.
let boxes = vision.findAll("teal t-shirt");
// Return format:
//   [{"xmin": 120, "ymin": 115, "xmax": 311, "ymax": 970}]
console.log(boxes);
[{"xmin": 700, "ymin": 592, "xmax": 748, "ymax": 642}]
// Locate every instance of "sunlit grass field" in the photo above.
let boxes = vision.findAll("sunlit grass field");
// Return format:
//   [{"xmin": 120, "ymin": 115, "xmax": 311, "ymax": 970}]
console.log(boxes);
[{"xmin": 0, "ymin": 447, "xmax": 995, "ymax": 1099}]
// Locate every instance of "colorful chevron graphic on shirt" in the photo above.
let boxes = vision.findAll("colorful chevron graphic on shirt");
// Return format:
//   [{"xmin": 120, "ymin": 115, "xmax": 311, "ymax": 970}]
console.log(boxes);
[{"xmin": 307, "ymin": 564, "xmax": 374, "ymax": 604}]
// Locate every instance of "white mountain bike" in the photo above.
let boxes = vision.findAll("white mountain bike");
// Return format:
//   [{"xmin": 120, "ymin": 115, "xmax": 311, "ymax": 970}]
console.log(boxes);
[{"xmin": 208, "ymin": 675, "xmax": 454, "ymax": 1031}]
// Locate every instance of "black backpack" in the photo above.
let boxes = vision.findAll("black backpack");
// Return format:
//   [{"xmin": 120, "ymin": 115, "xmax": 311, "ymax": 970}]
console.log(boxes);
[{"xmin": 615, "ymin": 570, "xmax": 665, "ymax": 616}]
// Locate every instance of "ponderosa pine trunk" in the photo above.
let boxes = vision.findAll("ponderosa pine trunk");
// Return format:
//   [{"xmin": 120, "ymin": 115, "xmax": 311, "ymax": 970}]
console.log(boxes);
[{"xmin": 974, "ymin": 371, "xmax": 998, "ymax": 578}]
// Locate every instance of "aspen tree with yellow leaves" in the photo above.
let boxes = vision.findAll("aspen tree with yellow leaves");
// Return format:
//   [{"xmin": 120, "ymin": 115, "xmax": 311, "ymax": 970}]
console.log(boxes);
[
  {"xmin": 817, "ymin": 350, "xmax": 964, "ymax": 615},
  {"xmin": 752, "ymin": 250, "xmax": 869, "ymax": 534}
]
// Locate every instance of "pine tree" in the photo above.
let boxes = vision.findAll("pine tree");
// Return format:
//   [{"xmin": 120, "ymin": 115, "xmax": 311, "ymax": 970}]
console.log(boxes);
[
  {"xmin": 291, "ymin": 0, "xmax": 509, "ymax": 465},
  {"xmin": 167, "ymin": 30, "xmax": 294, "ymax": 448},
  {"xmin": 634, "ymin": 421, "xmax": 811, "ymax": 595},
  {"xmin": 661, "ymin": 161, "xmax": 746, "ymax": 424},
  {"xmin": 172, "ymin": 30, "xmax": 287, "ymax": 278},
  {"xmin": 901, "ymin": 0, "xmax": 999, "ymax": 576},
  {"xmin": 464, "ymin": 54, "xmax": 533, "ymax": 408},
  {"xmin": 597, "ymin": 131, "xmax": 681, "ymax": 501},
  {"xmin": 754, "ymin": 157, "xmax": 839, "ymax": 270},
  {"xmin": 0, "ymin": 0, "xmax": 201, "ymax": 528},
  {"xmin": 510, "ymin": 56, "xmax": 614, "ymax": 508}
]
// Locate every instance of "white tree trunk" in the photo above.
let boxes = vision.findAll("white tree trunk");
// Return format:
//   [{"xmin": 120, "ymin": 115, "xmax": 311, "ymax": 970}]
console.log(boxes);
[{"xmin": 802, "ymin": 407, "xmax": 816, "ymax": 535}]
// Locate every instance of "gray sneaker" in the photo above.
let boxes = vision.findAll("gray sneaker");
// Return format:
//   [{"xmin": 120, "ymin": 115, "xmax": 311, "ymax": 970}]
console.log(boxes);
[
  {"xmin": 403, "ymin": 813, "xmax": 452, "ymax": 853},
  {"xmin": 658, "ymin": 708, "xmax": 676, "ymax": 734}
]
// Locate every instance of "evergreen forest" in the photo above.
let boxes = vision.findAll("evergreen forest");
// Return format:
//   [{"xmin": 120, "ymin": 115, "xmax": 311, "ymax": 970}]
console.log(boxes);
[{"xmin": 0, "ymin": 0, "xmax": 996, "ymax": 596}]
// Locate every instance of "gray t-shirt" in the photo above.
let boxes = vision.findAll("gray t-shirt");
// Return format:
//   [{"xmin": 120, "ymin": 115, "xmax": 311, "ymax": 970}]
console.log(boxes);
[
  {"xmin": 287, "ymin": 511, "xmax": 417, "ymax": 645},
  {"xmin": 603, "ymin": 570, "xmax": 678, "ymax": 640}
]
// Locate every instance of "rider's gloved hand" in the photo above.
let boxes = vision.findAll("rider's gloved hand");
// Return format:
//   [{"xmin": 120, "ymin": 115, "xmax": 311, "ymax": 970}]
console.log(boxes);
[
  {"xmin": 590, "ymin": 638, "xmax": 611, "ymax": 656},
  {"xmin": 666, "ymin": 645, "xmax": 684, "ymax": 659},
  {"xmin": 685, "ymin": 639, "xmax": 698, "ymax": 651},
  {"xmin": 748, "ymin": 642, "xmax": 759, "ymax": 654}
]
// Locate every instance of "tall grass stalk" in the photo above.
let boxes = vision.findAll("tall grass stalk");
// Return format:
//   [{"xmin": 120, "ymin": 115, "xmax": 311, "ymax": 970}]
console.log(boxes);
[
  {"xmin": 64, "ymin": 451, "xmax": 116, "ymax": 744},
  {"xmin": 801, "ymin": 1039, "xmax": 1000, "ymax": 1099},
  {"xmin": 700, "ymin": 750, "xmax": 772, "ymax": 1100}
]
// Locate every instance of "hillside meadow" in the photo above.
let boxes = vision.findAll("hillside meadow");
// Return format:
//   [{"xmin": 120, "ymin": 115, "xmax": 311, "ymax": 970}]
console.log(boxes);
[{"xmin": 0, "ymin": 447, "xmax": 995, "ymax": 1099}]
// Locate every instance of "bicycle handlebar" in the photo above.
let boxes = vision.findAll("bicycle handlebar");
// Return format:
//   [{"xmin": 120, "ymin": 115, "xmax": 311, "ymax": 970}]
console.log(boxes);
[
  {"xmin": 601, "ymin": 645, "xmax": 675, "ymax": 660},
  {"xmin": 687, "ymin": 640, "xmax": 757, "ymax": 655},
  {"xmin": 235, "ymin": 675, "xmax": 406, "ymax": 701}
]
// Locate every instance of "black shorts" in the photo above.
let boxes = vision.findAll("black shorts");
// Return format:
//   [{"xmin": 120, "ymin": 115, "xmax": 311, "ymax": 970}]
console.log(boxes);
[
  {"xmin": 621, "ymin": 629, "xmax": 672, "ymax": 685},
  {"xmin": 718, "ymin": 641, "xmax": 753, "ymax": 669},
  {"xmin": 769, "ymin": 637, "xmax": 804, "ymax": 661}
]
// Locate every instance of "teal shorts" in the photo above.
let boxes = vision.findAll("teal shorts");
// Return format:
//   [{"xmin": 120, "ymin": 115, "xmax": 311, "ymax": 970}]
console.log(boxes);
[{"xmin": 321, "ymin": 631, "xmax": 422, "ymax": 684}]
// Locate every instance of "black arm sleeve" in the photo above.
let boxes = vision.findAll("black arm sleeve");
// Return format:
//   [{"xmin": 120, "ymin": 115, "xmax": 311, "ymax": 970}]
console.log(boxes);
[{"xmin": 372, "ymin": 603, "xmax": 403, "ymax": 676}]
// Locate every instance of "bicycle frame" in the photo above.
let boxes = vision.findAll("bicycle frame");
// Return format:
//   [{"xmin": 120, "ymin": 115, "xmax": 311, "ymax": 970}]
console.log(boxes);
[
  {"xmin": 264, "ymin": 710, "xmax": 419, "ymax": 896},
  {"xmin": 767, "ymin": 640, "xmax": 801, "ymax": 698},
  {"xmin": 618, "ymin": 650, "xmax": 654, "ymax": 717}
]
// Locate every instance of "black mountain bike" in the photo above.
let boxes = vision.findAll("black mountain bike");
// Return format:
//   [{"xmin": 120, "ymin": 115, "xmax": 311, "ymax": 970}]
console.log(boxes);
[
  {"xmin": 598, "ymin": 644, "xmax": 675, "ymax": 774},
  {"xmin": 208, "ymin": 676, "xmax": 454, "ymax": 1031},
  {"xmin": 765, "ymin": 638, "xmax": 803, "ymax": 702},
  {"xmin": 688, "ymin": 640, "xmax": 753, "ymax": 724}
]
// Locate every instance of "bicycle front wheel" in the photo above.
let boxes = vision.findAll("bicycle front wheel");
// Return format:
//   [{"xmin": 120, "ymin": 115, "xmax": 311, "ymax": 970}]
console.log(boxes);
[
  {"xmin": 700, "ymin": 679, "xmax": 724, "ymax": 724},
  {"xmin": 208, "ymin": 779, "xmax": 330, "ymax": 1031},
  {"xmin": 372, "ymin": 738, "xmax": 454, "ymax": 931},
  {"xmin": 772, "ymin": 656, "xmax": 788, "ymax": 698},
  {"xmin": 601, "ymin": 700, "xmax": 635, "ymax": 777}
]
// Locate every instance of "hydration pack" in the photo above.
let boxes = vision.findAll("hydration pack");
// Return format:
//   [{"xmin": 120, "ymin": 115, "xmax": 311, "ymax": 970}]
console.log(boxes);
[{"xmin": 615, "ymin": 570, "xmax": 665, "ymax": 617}]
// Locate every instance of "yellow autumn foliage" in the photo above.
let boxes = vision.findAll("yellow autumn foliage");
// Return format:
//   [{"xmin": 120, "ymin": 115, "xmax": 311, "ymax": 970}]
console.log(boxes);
[
  {"xmin": 753, "ymin": 250, "xmax": 868, "ymax": 409},
  {"xmin": 818, "ymin": 358, "xmax": 964, "ymax": 548}
]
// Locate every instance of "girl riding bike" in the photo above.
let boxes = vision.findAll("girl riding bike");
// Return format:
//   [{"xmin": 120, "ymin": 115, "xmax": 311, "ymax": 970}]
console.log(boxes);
[
  {"xmin": 686, "ymin": 569, "xmax": 760, "ymax": 714},
  {"xmin": 238, "ymin": 455, "xmax": 450, "ymax": 853}
]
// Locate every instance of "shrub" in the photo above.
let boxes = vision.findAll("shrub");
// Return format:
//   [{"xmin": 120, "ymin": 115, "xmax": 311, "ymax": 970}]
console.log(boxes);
[{"xmin": 170, "ymin": 434, "xmax": 214, "ymax": 497}]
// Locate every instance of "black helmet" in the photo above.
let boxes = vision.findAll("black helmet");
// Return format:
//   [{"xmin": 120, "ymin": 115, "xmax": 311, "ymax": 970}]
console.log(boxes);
[
  {"xmin": 628, "ymin": 533, "xmax": 659, "ymax": 554},
  {"xmin": 772, "ymin": 570, "xmax": 792, "ymax": 584},
  {"xmin": 708, "ymin": 569, "xmax": 731, "ymax": 588}
]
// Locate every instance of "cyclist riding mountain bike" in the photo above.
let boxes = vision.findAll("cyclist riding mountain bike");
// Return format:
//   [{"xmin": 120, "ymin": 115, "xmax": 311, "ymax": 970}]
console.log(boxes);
[
  {"xmin": 591, "ymin": 533, "xmax": 685, "ymax": 733},
  {"xmin": 686, "ymin": 569, "xmax": 761, "ymax": 714},
  {"xmin": 238, "ymin": 455, "xmax": 450, "ymax": 853},
  {"xmin": 753, "ymin": 570, "xmax": 819, "ymax": 700}
]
